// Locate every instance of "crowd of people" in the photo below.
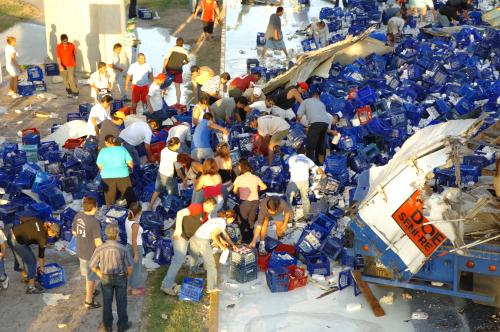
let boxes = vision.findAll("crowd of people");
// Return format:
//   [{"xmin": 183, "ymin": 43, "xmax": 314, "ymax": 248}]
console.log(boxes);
[{"xmin": 0, "ymin": 0, "xmax": 479, "ymax": 331}]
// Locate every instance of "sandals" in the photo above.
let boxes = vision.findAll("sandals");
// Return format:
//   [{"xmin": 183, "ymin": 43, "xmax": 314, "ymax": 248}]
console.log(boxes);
[{"xmin": 85, "ymin": 300, "xmax": 102, "ymax": 309}]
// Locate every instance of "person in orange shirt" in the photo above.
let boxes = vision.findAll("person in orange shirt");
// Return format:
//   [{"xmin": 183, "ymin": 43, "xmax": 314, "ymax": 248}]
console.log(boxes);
[
  {"xmin": 194, "ymin": 0, "xmax": 221, "ymax": 40},
  {"xmin": 56, "ymin": 34, "xmax": 79, "ymax": 99}
]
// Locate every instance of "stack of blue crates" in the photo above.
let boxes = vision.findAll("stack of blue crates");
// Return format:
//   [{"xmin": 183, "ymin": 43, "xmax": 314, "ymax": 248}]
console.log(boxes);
[{"xmin": 230, "ymin": 247, "xmax": 258, "ymax": 283}]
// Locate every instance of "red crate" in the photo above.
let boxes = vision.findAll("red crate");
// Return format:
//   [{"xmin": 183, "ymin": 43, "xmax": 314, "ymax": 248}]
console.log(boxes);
[
  {"xmin": 274, "ymin": 244, "xmax": 296, "ymax": 256},
  {"xmin": 258, "ymin": 253, "xmax": 271, "ymax": 272},
  {"xmin": 288, "ymin": 266, "xmax": 308, "ymax": 291},
  {"xmin": 22, "ymin": 128, "xmax": 40, "ymax": 136},
  {"xmin": 356, "ymin": 105, "xmax": 372, "ymax": 125},
  {"xmin": 63, "ymin": 138, "xmax": 84, "ymax": 150}
]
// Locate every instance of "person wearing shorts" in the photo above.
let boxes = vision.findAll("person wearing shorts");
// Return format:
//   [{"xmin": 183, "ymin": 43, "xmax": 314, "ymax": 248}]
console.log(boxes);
[
  {"xmin": 149, "ymin": 138, "xmax": 182, "ymax": 210},
  {"xmin": 262, "ymin": 7, "xmax": 288, "ymax": 58},
  {"xmin": 125, "ymin": 53, "xmax": 153, "ymax": 114},
  {"xmin": 162, "ymin": 37, "xmax": 189, "ymax": 106},
  {"xmin": 72, "ymin": 197, "xmax": 103, "ymax": 309},
  {"xmin": 4, "ymin": 36, "xmax": 22, "ymax": 98},
  {"xmin": 248, "ymin": 114, "xmax": 290, "ymax": 166},
  {"xmin": 194, "ymin": 0, "xmax": 220, "ymax": 40}
]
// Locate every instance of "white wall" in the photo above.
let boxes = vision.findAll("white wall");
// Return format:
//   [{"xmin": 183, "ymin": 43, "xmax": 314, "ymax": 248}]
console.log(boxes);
[{"xmin": 44, "ymin": 0, "xmax": 126, "ymax": 73}]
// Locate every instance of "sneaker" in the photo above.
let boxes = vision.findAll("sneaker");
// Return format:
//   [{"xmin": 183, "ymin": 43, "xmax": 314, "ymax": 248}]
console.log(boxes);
[
  {"xmin": 35, "ymin": 282, "xmax": 44, "ymax": 291},
  {"xmin": 26, "ymin": 285, "xmax": 44, "ymax": 294},
  {"xmin": 161, "ymin": 284, "xmax": 179, "ymax": 296},
  {"xmin": 1, "ymin": 275, "xmax": 8, "ymax": 289},
  {"xmin": 85, "ymin": 300, "xmax": 102, "ymax": 309},
  {"xmin": 118, "ymin": 321, "xmax": 132, "ymax": 332}
]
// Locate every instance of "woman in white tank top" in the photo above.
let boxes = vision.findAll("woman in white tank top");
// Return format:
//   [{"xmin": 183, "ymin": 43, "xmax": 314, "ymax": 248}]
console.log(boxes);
[{"xmin": 125, "ymin": 202, "xmax": 144, "ymax": 296}]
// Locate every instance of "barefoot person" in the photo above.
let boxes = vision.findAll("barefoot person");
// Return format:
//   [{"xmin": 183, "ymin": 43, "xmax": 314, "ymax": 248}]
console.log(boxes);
[
  {"xmin": 261, "ymin": 7, "xmax": 288, "ymax": 58},
  {"xmin": 4, "ymin": 36, "xmax": 22, "ymax": 98},
  {"xmin": 194, "ymin": 0, "xmax": 221, "ymax": 40}
]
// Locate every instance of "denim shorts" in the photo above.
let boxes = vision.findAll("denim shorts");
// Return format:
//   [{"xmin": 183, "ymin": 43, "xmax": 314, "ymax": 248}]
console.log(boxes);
[
  {"xmin": 79, "ymin": 258, "xmax": 99, "ymax": 281},
  {"xmin": 265, "ymin": 38, "xmax": 286, "ymax": 49},
  {"xmin": 154, "ymin": 173, "xmax": 178, "ymax": 194}
]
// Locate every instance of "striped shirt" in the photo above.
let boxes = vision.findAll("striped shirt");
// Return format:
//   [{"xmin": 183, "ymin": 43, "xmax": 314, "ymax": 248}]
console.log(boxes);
[
  {"xmin": 233, "ymin": 172, "xmax": 266, "ymax": 201},
  {"xmin": 89, "ymin": 240, "xmax": 133, "ymax": 275},
  {"xmin": 201, "ymin": 75, "xmax": 223, "ymax": 97}
]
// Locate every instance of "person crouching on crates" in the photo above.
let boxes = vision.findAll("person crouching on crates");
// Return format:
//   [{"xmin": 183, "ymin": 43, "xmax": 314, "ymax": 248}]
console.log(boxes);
[
  {"xmin": 90, "ymin": 223, "xmax": 133, "ymax": 332},
  {"xmin": 9, "ymin": 216, "xmax": 60, "ymax": 294},
  {"xmin": 188, "ymin": 211, "xmax": 236, "ymax": 294},
  {"xmin": 161, "ymin": 198, "xmax": 216, "ymax": 296},
  {"xmin": 249, "ymin": 196, "xmax": 291, "ymax": 254}
]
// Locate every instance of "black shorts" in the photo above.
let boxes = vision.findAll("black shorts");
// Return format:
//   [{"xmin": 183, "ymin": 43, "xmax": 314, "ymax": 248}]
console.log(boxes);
[{"xmin": 203, "ymin": 21, "xmax": 215, "ymax": 34}]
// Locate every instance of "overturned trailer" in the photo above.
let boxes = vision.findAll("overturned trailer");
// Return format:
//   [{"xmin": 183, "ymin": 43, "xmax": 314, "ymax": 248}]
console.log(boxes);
[{"xmin": 350, "ymin": 118, "xmax": 500, "ymax": 305}]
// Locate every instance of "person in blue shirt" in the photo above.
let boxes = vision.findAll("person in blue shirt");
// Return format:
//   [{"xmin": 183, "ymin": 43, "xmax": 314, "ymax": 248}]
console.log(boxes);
[
  {"xmin": 191, "ymin": 113, "xmax": 229, "ymax": 162},
  {"xmin": 96, "ymin": 135, "xmax": 135, "ymax": 209}
]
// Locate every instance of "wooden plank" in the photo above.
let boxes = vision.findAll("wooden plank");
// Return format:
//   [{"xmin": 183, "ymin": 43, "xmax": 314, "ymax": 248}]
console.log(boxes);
[
  {"xmin": 351, "ymin": 270, "xmax": 386, "ymax": 317},
  {"xmin": 208, "ymin": 253, "xmax": 221, "ymax": 332}
]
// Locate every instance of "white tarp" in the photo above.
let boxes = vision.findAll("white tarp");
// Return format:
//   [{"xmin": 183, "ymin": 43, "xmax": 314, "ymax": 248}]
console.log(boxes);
[{"xmin": 357, "ymin": 119, "xmax": 482, "ymax": 274}]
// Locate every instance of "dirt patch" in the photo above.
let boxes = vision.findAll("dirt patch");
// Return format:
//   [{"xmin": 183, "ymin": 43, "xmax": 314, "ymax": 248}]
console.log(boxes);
[{"xmin": 0, "ymin": 0, "xmax": 43, "ymax": 32}]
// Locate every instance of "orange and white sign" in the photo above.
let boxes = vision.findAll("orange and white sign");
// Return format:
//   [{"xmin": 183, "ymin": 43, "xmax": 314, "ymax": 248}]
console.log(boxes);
[{"xmin": 391, "ymin": 191, "xmax": 446, "ymax": 257}]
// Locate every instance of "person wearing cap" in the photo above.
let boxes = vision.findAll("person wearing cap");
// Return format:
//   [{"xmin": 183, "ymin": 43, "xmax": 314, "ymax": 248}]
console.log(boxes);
[
  {"xmin": 248, "ymin": 114, "xmax": 290, "ymax": 166},
  {"xmin": 109, "ymin": 43, "xmax": 130, "ymax": 101},
  {"xmin": 125, "ymin": 53, "xmax": 154, "ymax": 114},
  {"xmin": 125, "ymin": 19, "xmax": 140, "ymax": 63},
  {"xmin": 119, "ymin": 119, "xmax": 160, "ymax": 165},
  {"xmin": 296, "ymin": 91, "xmax": 332, "ymax": 164},
  {"xmin": 243, "ymin": 86, "xmax": 265, "ymax": 103},
  {"xmin": 273, "ymin": 82, "xmax": 308, "ymax": 111},
  {"xmin": 89, "ymin": 61, "xmax": 113, "ymax": 104},
  {"xmin": 191, "ymin": 65, "xmax": 215, "ymax": 102},
  {"xmin": 97, "ymin": 110, "xmax": 126, "ymax": 150},
  {"xmin": 209, "ymin": 96, "xmax": 249, "ymax": 124},
  {"xmin": 87, "ymin": 94, "xmax": 113, "ymax": 138},
  {"xmin": 162, "ymin": 37, "xmax": 189, "ymax": 106},
  {"xmin": 10, "ymin": 216, "xmax": 60, "ymax": 294},
  {"xmin": 147, "ymin": 73, "xmax": 167, "ymax": 114},
  {"xmin": 228, "ymin": 72, "xmax": 262, "ymax": 98}
]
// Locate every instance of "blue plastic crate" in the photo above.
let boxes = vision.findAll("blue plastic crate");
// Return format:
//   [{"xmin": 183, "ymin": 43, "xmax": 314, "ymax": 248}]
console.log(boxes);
[
  {"xmin": 1, "ymin": 142, "xmax": 19, "ymax": 159},
  {"xmin": 0, "ymin": 202, "xmax": 24, "ymax": 224},
  {"xmin": 44, "ymin": 63, "xmax": 60, "ymax": 76},
  {"xmin": 256, "ymin": 32, "xmax": 266, "ymax": 46},
  {"xmin": 79, "ymin": 103, "xmax": 93, "ymax": 117},
  {"xmin": 111, "ymin": 100, "xmax": 123, "ymax": 112},
  {"xmin": 463, "ymin": 155, "xmax": 490, "ymax": 169},
  {"xmin": 301, "ymin": 38, "xmax": 318, "ymax": 52},
  {"xmin": 28, "ymin": 202, "xmax": 52, "ymax": 220},
  {"xmin": 140, "ymin": 211, "xmax": 164, "ymax": 232},
  {"xmin": 320, "ymin": 236, "xmax": 343, "ymax": 260},
  {"xmin": 38, "ymin": 141, "xmax": 58, "ymax": 157},
  {"xmin": 356, "ymin": 86, "xmax": 377, "ymax": 105},
  {"xmin": 250, "ymin": 66, "xmax": 267, "ymax": 78},
  {"xmin": 266, "ymin": 266, "xmax": 291, "ymax": 293},
  {"xmin": 230, "ymin": 263, "xmax": 258, "ymax": 283},
  {"xmin": 18, "ymin": 82, "xmax": 35, "ymax": 96},
  {"xmin": 338, "ymin": 269, "xmax": 353, "ymax": 290},
  {"xmin": 246, "ymin": 58, "xmax": 260, "ymax": 73},
  {"xmin": 59, "ymin": 207, "xmax": 77, "ymax": 228},
  {"xmin": 358, "ymin": 143, "xmax": 380, "ymax": 163},
  {"xmin": 162, "ymin": 195, "xmax": 184, "ymax": 214},
  {"xmin": 324, "ymin": 154, "xmax": 347, "ymax": 175},
  {"xmin": 61, "ymin": 175, "xmax": 82, "ymax": 193},
  {"xmin": 454, "ymin": 98, "xmax": 475, "ymax": 116},
  {"xmin": 264, "ymin": 236, "xmax": 281, "ymax": 252},
  {"xmin": 138, "ymin": 7, "xmax": 153, "ymax": 19},
  {"xmin": 295, "ymin": 223, "xmax": 329, "ymax": 256},
  {"xmin": 105, "ymin": 206, "xmax": 128, "ymax": 225},
  {"xmin": 311, "ymin": 213, "xmax": 337, "ymax": 233},
  {"xmin": 305, "ymin": 253, "xmax": 330, "ymax": 276},
  {"xmin": 37, "ymin": 263, "xmax": 66, "ymax": 289},
  {"xmin": 33, "ymin": 81, "xmax": 47, "ymax": 93},
  {"xmin": 39, "ymin": 186, "xmax": 66, "ymax": 210},
  {"xmin": 231, "ymin": 247, "xmax": 257, "ymax": 268},
  {"xmin": 154, "ymin": 238, "xmax": 173, "ymax": 265},
  {"xmin": 27, "ymin": 66, "xmax": 44, "ymax": 82},
  {"xmin": 66, "ymin": 112, "xmax": 83, "ymax": 122},
  {"xmin": 3, "ymin": 151, "xmax": 27, "ymax": 168},
  {"xmin": 22, "ymin": 133, "xmax": 41, "ymax": 146},
  {"xmin": 179, "ymin": 277, "xmax": 204, "ymax": 302},
  {"xmin": 269, "ymin": 251, "xmax": 297, "ymax": 268}
]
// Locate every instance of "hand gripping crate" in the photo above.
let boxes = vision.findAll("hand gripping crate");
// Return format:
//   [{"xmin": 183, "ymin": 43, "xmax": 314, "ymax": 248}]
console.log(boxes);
[
  {"xmin": 37, "ymin": 263, "xmax": 66, "ymax": 289},
  {"xmin": 179, "ymin": 277, "xmax": 204, "ymax": 302},
  {"xmin": 266, "ymin": 266, "xmax": 291, "ymax": 293}
]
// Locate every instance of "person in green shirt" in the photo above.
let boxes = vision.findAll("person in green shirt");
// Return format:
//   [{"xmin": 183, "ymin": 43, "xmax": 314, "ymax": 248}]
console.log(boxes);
[{"xmin": 96, "ymin": 135, "xmax": 135, "ymax": 208}]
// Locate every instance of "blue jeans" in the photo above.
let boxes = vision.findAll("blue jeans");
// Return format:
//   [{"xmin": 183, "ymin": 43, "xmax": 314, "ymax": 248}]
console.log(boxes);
[
  {"xmin": 13, "ymin": 243, "xmax": 37, "ymax": 280},
  {"xmin": 189, "ymin": 236, "xmax": 217, "ymax": 291},
  {"xmin": 161, "ymin": 236, "xmax": 189, "ymax": 289},
  {"xmin": 286, "ymin": 181, "xmax": 310, "ymax": 217},
  {"xmin": 122, "ymin": 141, "xmax": 141, "ymax": 167},
  {"xmin": 0, "ymin": 259, "xmax": 6, "ymax": 279},
  {"xmin": 101, "ymin": 274, "xmax": 128, "ymax": 330},
  {"xmin": 155, "ymin": 173, "xmax": 178, "ymax": 195},
  {"xmin": 127, "ymin": 244, "xmax": 144, "ymax": 289}
]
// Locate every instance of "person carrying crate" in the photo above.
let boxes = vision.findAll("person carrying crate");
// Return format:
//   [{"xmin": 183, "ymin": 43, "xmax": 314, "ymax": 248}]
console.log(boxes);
[{"xmin": 9, "ymin": 216, "xmax": 60, "ymax": 294}]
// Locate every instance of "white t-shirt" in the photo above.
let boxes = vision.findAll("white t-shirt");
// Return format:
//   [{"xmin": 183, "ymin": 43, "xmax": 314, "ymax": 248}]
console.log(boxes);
[
  {"xmin": 194, "ymin": 217, "xmax": 226, "ymax": 240},
  {"xmin": 388, "ymin": 16, "xmax": 405, "ymax": 34},
  {"xmin": 148, "ymin": 82, "xmax": 164, "ymax": 111},
  {"xmin": 127, "ymin": 62, "xmax": 153, "ymax": 86},
  {"xmin": 5, "ymin": 45, "xmax": 20, "ymax": 76},
  {"xmin": 111, "ymin": 51, "xmax": 129, "ymax": 76},
  {"xmin": 125, "ymin": 219, "xmax": 143, "ymax": 246},
  {"xmin": 159, "ymin": 147, "xmax": 178, "ymax": 177},
  {"xmin": 87, "ymin": 103, "xmax": 110, "ymax": 136},
  {"xmin": 288, "ymin": 154, "xmax": 317, "ymax": 183},
  {"xmin": 119, "ymin": 121, "xmax": 153, "ymax": 146},
  {"xmin": 88, "ymin": 71, "xmax": 111, "ymax": 98},
  {"xmin": 257, "ymin": 115, "xmax": 290, "ymax": 136},
  {"xmin": 167, "ymin": 123, "xmax": 191, "ymax": 144}
]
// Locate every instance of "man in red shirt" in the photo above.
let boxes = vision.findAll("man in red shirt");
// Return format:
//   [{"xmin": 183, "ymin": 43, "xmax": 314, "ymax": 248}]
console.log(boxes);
[
  {"xmin": 56, "ymin": 34, "xmax": 79, "ymax": 99},
  {"xmin": 228, "ymin": 72, "xmax": 262, "ymax": 98}
]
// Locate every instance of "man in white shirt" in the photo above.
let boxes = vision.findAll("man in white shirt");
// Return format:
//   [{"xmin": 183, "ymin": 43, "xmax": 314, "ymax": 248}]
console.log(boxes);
[
  {"xmin": 162, "ymin": 37, "xmax": 189, "ymax": 106},
  {"xmin": 108, "ymin": 43, "xmax": 129, "ymax": 101},
  {"xmin": 286, "ymin": 149, "xmax": 325, "ymax": 219},
  {"xmin": 387, "ymin": 15, "xmax": 406, "ymax": 46},
  {"xmin": 248, "ymin": 114, "xmax": 290, "ymax": 166},
  {"xmin": 88, "ymin": 62, "xmax": 112, "ymax": 103},
  {"xmin": 125, "ymin": 53, "xmax": 153, "ymax": 114},
  {"xmin": 167, "ymin": 122, "xmax": 192, "ymax": 154},
  {"xmin": 147, "ymin": 73, "xmax": 167, "ymax": 113},
  {"xmin": 119, "ymin": 120, "xmax": 159, "ymax": 165},
  {"xmin": 87, "ymin": 94, "xmax": 113, "ymax": 137}
]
